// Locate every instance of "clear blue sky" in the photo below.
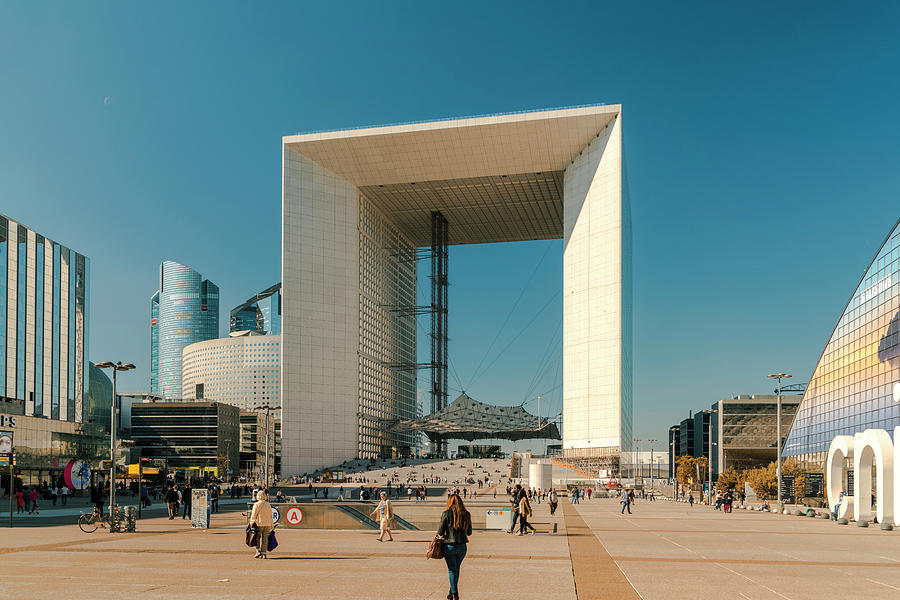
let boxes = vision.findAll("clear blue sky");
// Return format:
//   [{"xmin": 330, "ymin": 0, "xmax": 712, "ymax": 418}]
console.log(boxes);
[{"xmin": 3, "ymin": 2, "xmax": 900, "ymax": 451}]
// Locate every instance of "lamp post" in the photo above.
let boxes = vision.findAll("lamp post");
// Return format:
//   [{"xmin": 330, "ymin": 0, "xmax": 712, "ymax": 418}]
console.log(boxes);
[
  {"xmin": 253, "ymin": 405, "xmax": 276, "ymax": 489},
  {"xmin": 670, "ymin": 438, "xmax": 677, "ymax": 500},
  {"xmin": 647, "ymin": 439, "xmax": 657, "ymax": 488},
  {"xmin": 633, "ymin": 439, "xmax": 641, "ymax": 481},
  {"xmin": 95, "ymin": 361, "xmax": 135, "ymax": 528},
  {"xmin": 768, "ymin": 373, "xmax": 791, "ymax": 513}
]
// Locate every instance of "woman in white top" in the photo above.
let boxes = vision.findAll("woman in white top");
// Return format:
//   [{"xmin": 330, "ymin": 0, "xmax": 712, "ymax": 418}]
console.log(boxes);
[
  {"xmin": 249, "ymin": 490, "xmax": 275, "ymax": 558},
  {"xmin": 370, "ymin": 491, "xmax": 394, "ymax": 542}
]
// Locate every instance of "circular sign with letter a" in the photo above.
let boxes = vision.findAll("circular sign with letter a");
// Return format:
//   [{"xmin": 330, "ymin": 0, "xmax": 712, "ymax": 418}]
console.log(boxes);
[
  {"xmin": 271, "ymin": 507, "xmax": 280, "ymax": 524},
  {"xmin": 286, "ymin": 507, "xmax": 303, "ymax": 526}
]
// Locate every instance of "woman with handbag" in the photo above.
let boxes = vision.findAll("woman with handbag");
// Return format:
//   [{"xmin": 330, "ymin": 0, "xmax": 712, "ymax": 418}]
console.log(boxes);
[
  {"xmin": 370, "ymin": 491, "xmax": 395, "ymax": 542},
  {"xmin": 437, "ymin": 492, "xmax": 472, "ymax": 600},
  {"xmin": 249, "ymin": 490, "xmax": 275, "ymax": 558}
]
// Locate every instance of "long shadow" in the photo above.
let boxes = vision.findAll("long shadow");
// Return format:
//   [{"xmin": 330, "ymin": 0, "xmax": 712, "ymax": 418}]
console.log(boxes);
[{"xmin": 268, "ymin": 556, "xmax": 363, "ymax": 560}]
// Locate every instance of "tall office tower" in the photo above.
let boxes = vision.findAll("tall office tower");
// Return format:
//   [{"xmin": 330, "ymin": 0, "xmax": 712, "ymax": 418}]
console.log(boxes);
[
  {"xmin": 149, "ymin": 261, "xmax": 218, "ymax": 398},
  {"xmin": 230, "ymin": 283, "xmax": 282, "ymax": 335},
  {"xmin": 0, "ymin": 213, "xmax": 90, "ymax": 422}
]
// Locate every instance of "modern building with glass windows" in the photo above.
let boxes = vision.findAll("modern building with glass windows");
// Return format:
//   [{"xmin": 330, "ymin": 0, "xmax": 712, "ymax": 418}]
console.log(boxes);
[
  {"xmin": 0, "ymin": 213, "xmax": 90, "ymax": 423},
  {"xmin": 149, "ymin": 261, "xmax": 219, "ymax": 399},
  {"xmin": 282, "ymin": 105, "xmax": 630, "ymax": 475},
  {"xmin": 784, "ymin": 217, "xmax": 900, "ymax": 467},
  {"xmin": 181, "ymin": 332, "xmax": 281, "ymax": 419},
  {"xmin": 230, "ymin": 283, "xmax": 281, "ymax": 335}
]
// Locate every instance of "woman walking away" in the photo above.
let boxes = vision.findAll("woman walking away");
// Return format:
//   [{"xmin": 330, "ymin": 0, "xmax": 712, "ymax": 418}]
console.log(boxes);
[
  {"xmin": 249, "ymin": 490, "xmax": 275, "ymax": 559},
  {"xmin": 518, "ymin": 492, "xmax": 535, "ymax": 535},
  {"xmin": 370, "ymin": 491, "xmax": 394, "ymax": 542},
  {"xmin": 548, "ymin": 488, "xmax": 558, "ymax": 515},
  {"xmin": 438, "ymin": 492, "xmax": 472, "ymax": 600}
]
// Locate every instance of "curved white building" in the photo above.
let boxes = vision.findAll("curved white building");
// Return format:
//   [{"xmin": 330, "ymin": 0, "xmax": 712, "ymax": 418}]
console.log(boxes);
[{"xmin": 182, "ymin": 333, "xmax": 281, "ymax": 418}]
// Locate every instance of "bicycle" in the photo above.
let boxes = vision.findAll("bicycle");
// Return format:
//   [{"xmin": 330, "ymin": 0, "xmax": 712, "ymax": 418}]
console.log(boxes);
[{"xmin": 78, "ymin": 507, "xmax": 109, "ymax": 533}]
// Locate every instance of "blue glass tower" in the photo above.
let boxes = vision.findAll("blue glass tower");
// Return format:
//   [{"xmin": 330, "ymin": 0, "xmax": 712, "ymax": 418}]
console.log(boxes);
[
  {"xmin": 230, "ymin": 283, "xmax": 281, "ymax": 335},
  {"xmin": 149, "ymin": 261, "xmax": 219, "ymax": 398}
]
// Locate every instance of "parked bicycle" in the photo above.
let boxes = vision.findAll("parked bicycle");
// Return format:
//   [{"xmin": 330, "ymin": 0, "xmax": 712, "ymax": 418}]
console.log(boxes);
[{"xmin": 78, "ymin": 507, "xmax": 109, "ymax": 533}]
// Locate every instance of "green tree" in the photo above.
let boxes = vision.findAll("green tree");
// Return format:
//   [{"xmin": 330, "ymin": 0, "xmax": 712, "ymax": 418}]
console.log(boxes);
[
  {"xmin": 746, "ymin": 462, "xmax": 777, "ymax": 499},
  {"xmin": 716, "ymin": 466, "xmax": 745, "ymax": 492}
]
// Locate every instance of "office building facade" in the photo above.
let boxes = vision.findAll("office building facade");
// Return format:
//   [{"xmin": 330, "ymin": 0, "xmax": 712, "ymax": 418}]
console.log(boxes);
[
  {"xmin": 149, "ymin": 261, "xmax": 219, "ymax": 399},
  {"xmin": 181, "ymin": 332, "xmax": 281, "ymax": 418},
  {"xmin": 712, "ymin": 394, "xmax": 800, "ymax": 475},
  {"xmin": 785, "ymin": 217, "xmax": 900, "ymax": 466},
  {"xmin": 0, "ymin": 213, "xmax": 90, "ymax": 423},
  {"xmin": 230, "ymin": 283, "xmax": 281, "ymax": 335},
  {"xmin": 131, "ymin": 401, "xmax": 239, "ymax": 477},
  {"xmin": 282, "ymin": 105, "xmax": 630, "ymax": 474}
]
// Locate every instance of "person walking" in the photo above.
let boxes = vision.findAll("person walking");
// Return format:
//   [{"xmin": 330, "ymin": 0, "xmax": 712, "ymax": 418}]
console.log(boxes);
[
  {"xmin": 507, "ymin": 485, "xmax": 522, "ymax": 534},
  {"xmin": 51, "ymin": 485, "xmax": 58, "ymax": 506},
  {"xmin": 548, "ymin": 488, "xmax": 559, "ymax": 515},
  {"xmin": 29, "ymin": 487, "xmax": 39, "ymax": 514},
  {"xmin": 688, "ymin": 493, "xmax": 694, "ymax": 507},
  {"xmin": 249, "ymin": 490, "xmax": 275, "ymax": 559},
  {"xmin": 15, "ymin": 489, "xmax": 25, "ymax": 514},
  {"xmin": 370, "ymin": 491, "xmax": 395, "ymax": 542},
  {"xmin": 182, "ymin": 482, "xmax": 193, "ymax": 519},
  {"xmin": 164, "ymin": 484, "xmax": 179, "ymax": 519},
  {"xmin": 620, "ymin": 489, "xmax": 632, "ymax": 515},
  {"xmin": 60, "ymin": 485, "xmax": 68, "ymax": 505},
  {"xmin": 438, "ymin": 492, "xmax": 472, "ymax": 600},
  {"xmin": 518, "ymin": 492, "xmax": 535, "ymax": 535}
]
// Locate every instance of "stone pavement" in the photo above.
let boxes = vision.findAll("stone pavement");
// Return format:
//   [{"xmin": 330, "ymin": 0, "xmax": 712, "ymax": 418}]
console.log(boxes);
[
  {"xmin": 4, "ymin": 494, "xmax": 900, "ymax": 599},
  {"xmin": 577, "ymin": 497, "xmax": 900, "ymax": 599}
]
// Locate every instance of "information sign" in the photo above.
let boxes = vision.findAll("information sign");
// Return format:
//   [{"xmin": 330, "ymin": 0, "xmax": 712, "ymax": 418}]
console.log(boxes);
[
  {"xmin": 271, "ymin": 506, "xmax": 280, "ymax": 524},
  {"xmin": 485, "ymin": 509, "xmax": 513, "ymax": 530},
  {"xmin": 285, "ymin": 506, "xmax": 303, "ymax": 526},
  {"xmin": 191, "ymin": 489, "xmax": 211, "ymax": 528},
  {"xmin": 804, "ymin": 472, "xmax": 825, "ymax": 497},
  {"xmin": 780, "ymin": 475, "xmax": 796, "ymax": 502}
]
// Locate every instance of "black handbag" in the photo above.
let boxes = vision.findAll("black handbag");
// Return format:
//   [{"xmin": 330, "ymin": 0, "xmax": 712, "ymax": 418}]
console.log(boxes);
[{"xmin": 245, "ymin": 523, "xmax": 259, "ymax": 547}]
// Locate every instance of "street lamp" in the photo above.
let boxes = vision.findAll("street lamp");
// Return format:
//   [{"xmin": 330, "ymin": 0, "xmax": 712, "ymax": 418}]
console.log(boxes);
[
  {"xmin": 647, "ymin": 439, "xmax": 657, "ymax": 488},
  {"xmin": 707, "ymin": 410, "xmax": 717, "ymax": 500},
  {"xmin": 768, "ymin": 372, "xmax": 792, "ymax": 512},
  {"xmin": 95, "ymin": 361, "xmax": 135, "ymax": 526},
  {"xmin": 252, "ymin": 404, "xmax": 277, "ymax": 489},
  {"xmin": 633, "ymin": 439, "xmax": 641, "ymax": 481}
]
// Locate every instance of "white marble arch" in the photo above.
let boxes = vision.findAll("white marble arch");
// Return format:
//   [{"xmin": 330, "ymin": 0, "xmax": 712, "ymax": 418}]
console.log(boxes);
[
  {"xmin": 852, "ymin": 428, "xmax": 894, "ymax": 524},
  {"xmin": 826, "ymin": 434, "xmax": 855, "ymax": 521}
]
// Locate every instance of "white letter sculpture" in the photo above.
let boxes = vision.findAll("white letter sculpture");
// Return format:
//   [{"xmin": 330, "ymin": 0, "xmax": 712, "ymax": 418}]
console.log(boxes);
[
  {"xmin": 853, "ymin": 429, "xmax": 894, "ymax": 524},
  {"xmin": 826, "ymin": 435, "xmax": 854, "ymax": 521}
]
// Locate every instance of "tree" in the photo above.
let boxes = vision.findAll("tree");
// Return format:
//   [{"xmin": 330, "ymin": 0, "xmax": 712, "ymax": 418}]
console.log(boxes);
[
  {"xmin": 746, "ymin": 462, "xmax": 777, "ymax": 499},
  {"xmin": 675, "ymin": 455, "xmax": 709, "ymax": 487},
  {"xmin": 716, "ymin": 466, "xmax": 745, "ymax": 493}
]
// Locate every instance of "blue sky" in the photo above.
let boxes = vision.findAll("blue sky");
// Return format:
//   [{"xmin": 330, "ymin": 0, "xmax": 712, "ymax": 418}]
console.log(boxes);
[{"xmin": 2, "ymin": 2, "xmax": 900, "ymax": 451}]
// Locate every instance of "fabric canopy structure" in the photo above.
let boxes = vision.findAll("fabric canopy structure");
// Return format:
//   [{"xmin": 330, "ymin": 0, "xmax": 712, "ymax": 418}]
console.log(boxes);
[{"xmin": 392, "ymin": 393, "xmax": 561, "ymax": 442}]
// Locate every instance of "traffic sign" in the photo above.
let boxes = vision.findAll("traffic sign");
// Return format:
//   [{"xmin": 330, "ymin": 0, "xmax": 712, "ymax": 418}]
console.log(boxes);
[
  {"xmin": 285, "ymin": 506, "xmax": 303, "ymax": 525},
  {"xmin": 271, "ymin": 506, "xmax": 280, "ymax": 524}
]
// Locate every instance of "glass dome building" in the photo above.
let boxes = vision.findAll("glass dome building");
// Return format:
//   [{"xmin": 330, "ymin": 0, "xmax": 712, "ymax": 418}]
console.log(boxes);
[{"xmin": 784, "ymin": 217, "xmax": 900, "ymax": 466}]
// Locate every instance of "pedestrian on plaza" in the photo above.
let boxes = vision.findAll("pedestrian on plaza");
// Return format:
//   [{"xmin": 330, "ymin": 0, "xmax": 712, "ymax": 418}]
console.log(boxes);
[
  {"xmin": 620, "ymin": 489, "xmax": 632, "ymax": 515},
  {"xmin": 587, "ymin": 488, "xmax": 592, "ymax": 501},
  {"xmin": 164, "ymin": 484, "xmax": 179, "ymax": 519},
  {"xmin": 370, "ymin": 491, "xmax": 395, "ymax": 542},
  {"xmin": 51, "ymin": 485, "xmax": 58, "ymax": 506},
  {"xmin": 518, "ymin": 492, "xmax": 535, "ymax": 535},
  {"xmin": 15, "ymin": 489, "xmax": 25, "ymax": 514},
  {"xmin": 249, "ymin": 490, "xmax": 275, "ymax": 559},
  {"xmin": 60, "ymin": 485, "xmax": 68, "ymax": 505},
  {"xmin": 437, "ymin": 492, "xmax": 472, "ymax": 600},
  {"xmin": 29, "ymin": 487, "xmax": 39, "ymax": 514},
  {"xmin": 548, "ymin": 488, "xmax": 559, "ymax": 515},
  {"xmin": 211, "ymin": 484, "xmax": 220, "ymax": 513},
  {"xmin": 182, "ymin": 482, "xmax": 193, "ymax": 519},
  {"xmin": 688, "ymin": 493, "xmax": 694, "ymax": 507},
  {"xmin": 507, "ymin": 484, "xmax": 523, "ymax": 533}
]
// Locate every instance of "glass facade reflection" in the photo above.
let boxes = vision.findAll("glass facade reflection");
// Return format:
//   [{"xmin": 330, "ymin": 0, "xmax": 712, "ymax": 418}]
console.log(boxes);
[
  {"xmin": 149, "ymin": 261, "xmax": 219, "ymax": 398},
  {"xmin": 0, "ymin": 213, "xmax": 89, "ymax": 423},
  {"xmin": 785, "ymin": 218, "xmax": 900, "ymax": 466},
  {"xmin": 229, "ymin": 283, "xmax": 281, "ymax": 335}
]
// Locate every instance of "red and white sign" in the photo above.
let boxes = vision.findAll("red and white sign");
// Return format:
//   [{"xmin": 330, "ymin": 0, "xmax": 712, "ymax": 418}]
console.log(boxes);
[{"xmin": 285, "ymin": 507, "xmax": 303, "ymax": 525}]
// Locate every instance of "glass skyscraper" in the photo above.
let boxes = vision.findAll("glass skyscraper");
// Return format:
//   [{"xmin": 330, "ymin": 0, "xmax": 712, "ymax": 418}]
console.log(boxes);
[
  {"xmin": 230, "ymin": 283, "xmax": 281, "ymax": 335},
  {"xmin": 0, "ymin": 213, "xmax": 90, "ymax": 422},
  {"xmin": 149, "ymin": 261, "xmax": 218, "ymax": 399}
]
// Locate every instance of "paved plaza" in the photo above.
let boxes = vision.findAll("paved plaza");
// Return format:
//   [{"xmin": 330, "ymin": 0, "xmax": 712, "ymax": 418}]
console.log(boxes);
[{"xmin": 4, "ymin": 495, "xmax": 900, "ymax": 599}]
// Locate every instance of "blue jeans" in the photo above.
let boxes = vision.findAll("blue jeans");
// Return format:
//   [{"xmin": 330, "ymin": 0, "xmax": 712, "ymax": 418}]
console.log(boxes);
[
  {"xmin": 621, "ymin": 501, "xmax": 631, "ymax": 514},
  {"xmin": 443, "ymin": 543, "xmax": 467, "ymax": 594}
]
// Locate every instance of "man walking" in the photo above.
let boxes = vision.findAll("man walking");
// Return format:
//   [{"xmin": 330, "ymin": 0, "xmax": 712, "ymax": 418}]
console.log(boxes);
[
  {"xmin": 182, "ymin": 482, "xmax": 192, "ymax": 519},
  {"xmin": 620, "ymin": 489, "xmax": 632, "ymax": 514}
]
